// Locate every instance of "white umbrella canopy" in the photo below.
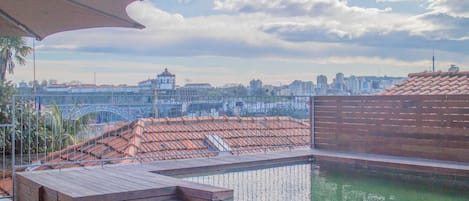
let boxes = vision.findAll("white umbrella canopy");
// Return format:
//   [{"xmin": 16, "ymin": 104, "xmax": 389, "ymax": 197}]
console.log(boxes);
[{"xmin": 0, "ymin": 0, "xmax": 145, "ymax": 40}]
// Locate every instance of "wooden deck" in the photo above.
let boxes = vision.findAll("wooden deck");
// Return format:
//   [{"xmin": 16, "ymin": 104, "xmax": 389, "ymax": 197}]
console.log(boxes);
[
  {"xmin": 16, "ymin": 149, "xmax": 469, "ymax": 201},
  {"xmin": 17, "ymin": 167, "xmax": 233, "ymax": 201}
]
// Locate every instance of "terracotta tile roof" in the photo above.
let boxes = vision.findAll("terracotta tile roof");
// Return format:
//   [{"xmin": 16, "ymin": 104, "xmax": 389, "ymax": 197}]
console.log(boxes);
[
  {"xmin": 381, "ymin": 71, "xmax": 469, "ymax": 95},
  {"xmin": 158, "ymin": 68, "xmax": 175, "ymax": 77},
  {"xmin": 0, "ymin": 172, "xmax": 12, "ymax": 196},
  {"xmin": 39, "ymin": 116, "xmax": 310, "ymax": 168},
  {"xmin": 0, "ymin": 116, "xmax": 310, "ymax": 196}
]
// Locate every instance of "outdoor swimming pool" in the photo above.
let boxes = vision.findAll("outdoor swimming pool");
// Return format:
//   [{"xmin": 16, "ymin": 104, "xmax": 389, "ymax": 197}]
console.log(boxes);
[{"xmin": 182, "ymin": 163, "xmax": 469, "ymax": 201}]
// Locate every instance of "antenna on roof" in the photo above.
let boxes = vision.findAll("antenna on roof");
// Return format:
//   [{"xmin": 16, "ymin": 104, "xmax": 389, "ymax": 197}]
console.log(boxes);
[{"xmin": 432, "ymin": 49, "xmax": 435, "ymax": 72}]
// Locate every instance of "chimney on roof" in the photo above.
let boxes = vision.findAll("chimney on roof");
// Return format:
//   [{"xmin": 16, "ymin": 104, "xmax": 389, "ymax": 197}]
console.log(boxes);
[{"xmin": 448, "ymin": 64, "xmax": 459, "ymax": 73}]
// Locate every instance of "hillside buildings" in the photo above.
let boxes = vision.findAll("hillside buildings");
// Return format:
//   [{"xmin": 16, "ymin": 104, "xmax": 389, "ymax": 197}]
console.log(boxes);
[
  {"xmin": 177, "ymin": 83, "xmax": 213, "ymax": 97},
  {"xmin": 288, "ymin": 80, "xmax": 314, "ymax": 96},
  {"xmin": 248, "ymin": 79, "xmax": 263, "ymax": 96},
  {"xmin": 18, "ymin": 67, "xmax": 408, "ymax": 97},
  {"xmin": 323, "ymin": 73, "xmax": 404, "ymax": 95},
  {"xmin": 316, "ymin": 75, "xmax": 328, "ymax": 95}
]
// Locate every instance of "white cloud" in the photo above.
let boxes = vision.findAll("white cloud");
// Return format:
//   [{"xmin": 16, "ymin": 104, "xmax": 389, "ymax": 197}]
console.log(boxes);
[
  {"xmin": 43, "ymin": 2, "xmax": 273, "ymax": 48},
  {"xmin": 177, "ymin": 0, "xmax": 192, "ymax": 4},
  {"xmin": 214, "ymin": 0, "xmax": 392, "ymax": 17},
  {"xmin": 376, "ymin": 0, "xmax": 422, "ymax": 2},
  {"xmin": 29, "ymin": 0, "xmax": 468, "ymax": 84},
  {"xmin": 38, "ymin": 0, "xmax": 464, "ymax": 57},
  {"xmin": 39, "ymin": 1, "xmax": 364, "ymax": 59},
  {"xmin": 427, "ymin": 0, "xmax": 469, "ymax": 18},
  {"xmin": 213, "ymin": 0, "xmax": 441, "ymax": 40}
]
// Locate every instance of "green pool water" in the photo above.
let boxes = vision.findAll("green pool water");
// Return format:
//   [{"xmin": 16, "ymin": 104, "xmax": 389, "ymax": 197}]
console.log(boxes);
[
  {"xmin": 312, "ymin": 168, "xmax": 469, "ymax": 201},
  {"xmin": 182, "ymin": 163, "xmax": 469, "ymax": 201}
]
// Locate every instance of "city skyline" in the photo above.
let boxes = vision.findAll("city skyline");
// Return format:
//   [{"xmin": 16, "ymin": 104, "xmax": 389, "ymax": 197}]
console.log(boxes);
[
  {"xmin": 19, "ymin": 67, "xmax": 405, "ymax": 97},
  {"xmin": 17, "ymin": 68, "xmax": 405, "ymax": 88},
  {"xmin": 8, "ymin": 0, "xmax": 469, "ymax": 86}
]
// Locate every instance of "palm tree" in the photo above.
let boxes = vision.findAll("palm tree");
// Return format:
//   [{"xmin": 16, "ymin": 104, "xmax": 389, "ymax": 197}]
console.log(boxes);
[
  {"xmin": 44, "ymin": 104, "xmax": 81, "ymax": 151},
  {"xmin": 0, "ymin": 36, "xmax": 32, "ymax": 81}
]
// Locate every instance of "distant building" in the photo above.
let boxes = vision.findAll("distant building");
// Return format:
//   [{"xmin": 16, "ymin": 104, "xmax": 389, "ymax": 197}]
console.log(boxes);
[
  {"xmin": 345, "ymin": 76, "xmax": 360, "ymax": 94},
  {"xmin": 219, "ymin": 84, "xmax": 248, "ymax": 97},
  {"xmin": 313, "ymin": 74, "xmax": 404, "ymax": 96},
  {"xmin": 249, "ymin": 79, "xmax": 263, "ymax": 96},
  {"xmin": 182, "ymin": 83, "xmax": 212, "ymax": 89},
  {"xmin": 138, "ymin": 79, "xmax": 154, "ymax": 88},
  {"xmin": 359, "ymin": 79, "xmax": 372, "ymax": 93},
  {"xmin": 156, "ymin": 68, "xmax": 176, "ymax": 96},
  {"xmin": 262, "ymin": 85, "xmax": 276, "ymax": 96},
  {"xmin": 48, "ymin": 79, "xmax": 58, "ymax": 85},
  {"xmin": 317, "ymin": 75, "xmax": 327, "ymax": 89},
  {"xmin": 288, "ymin": 80, "xmax": 314, "ymax": 96},
  {"xmin": 316, "ymin": 75, "xmax": 328, "ymax": 95},
  {"xmin": 249, "ymin": 79, "xmax": 262, "ymax": 90},
  {"xmin": 138, "ymin": 79, "xmax": 154, "ymax": 94},
  {"xmin": 333, "ymin": 73, "xmax": 345, "ymax": 91},
  {"xmin": 336, "ymin": 73, "xmax": 344, "ymax": 83},
  {"xmin": 157, "ymin": 68, "xmax": 176, "ymax": 91},
  {"xmin": 177, "ymin": 83, "xmax": 213, "ymax": 97},
  {"xmin": 275, "ymin": 86, "xmax": 290, "ymax": 96},
  {"xmin": 41, "ymin": 84, "xmax": 141, "ymax": 93}
]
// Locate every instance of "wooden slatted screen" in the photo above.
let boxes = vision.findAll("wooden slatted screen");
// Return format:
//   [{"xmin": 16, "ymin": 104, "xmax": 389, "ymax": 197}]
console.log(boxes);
[{"xmin": 314, "ymin": 95, "xmax": 469, "ymax": 163}]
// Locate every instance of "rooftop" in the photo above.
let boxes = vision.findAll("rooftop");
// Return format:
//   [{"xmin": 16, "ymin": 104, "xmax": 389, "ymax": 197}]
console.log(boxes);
[
  {"xmin": 158, "ymin": 68, "xmax": 175, "ymax": 77},
  {"xmin": 39, "ymin": 116, "xmax": 310, "ymax": 170},
  {"xmin": 381, "ymin": 71, "xmax": 469, "ymax": 95},
  {"xmin": 0, "ymin": 116, "xmax": 309, "ymax": 196}
]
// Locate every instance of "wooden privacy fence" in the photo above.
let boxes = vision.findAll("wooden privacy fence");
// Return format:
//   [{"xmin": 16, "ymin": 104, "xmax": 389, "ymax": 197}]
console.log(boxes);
[{"xmin": 313, "ymin": 95, "xmax": 469, "ymax": 163}]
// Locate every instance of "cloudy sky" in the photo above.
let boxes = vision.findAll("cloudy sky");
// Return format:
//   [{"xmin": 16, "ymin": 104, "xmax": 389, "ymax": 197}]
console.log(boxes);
[{"xmin": 10, "ymin": 0, "xmax": 469, "ymax": 86}]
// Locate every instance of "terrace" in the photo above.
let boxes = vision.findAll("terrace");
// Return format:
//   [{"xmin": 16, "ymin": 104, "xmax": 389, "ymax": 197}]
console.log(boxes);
[
  {"xmin": 1, "ymin": 93, "xmax": 469, "ymax": 200},
  {"xmin": 2, "ymin": 1, "xmax": 468, "ymax": 200}
]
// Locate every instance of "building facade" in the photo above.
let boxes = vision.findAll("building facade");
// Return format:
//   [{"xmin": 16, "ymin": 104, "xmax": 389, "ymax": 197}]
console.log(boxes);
[
  {"xmin": 316, "ymin": 75, "xmax": 328, "ymax": 95},
  {"xmin": 156, "ymin": 68, "xmax": 176, "ymax": 91}
]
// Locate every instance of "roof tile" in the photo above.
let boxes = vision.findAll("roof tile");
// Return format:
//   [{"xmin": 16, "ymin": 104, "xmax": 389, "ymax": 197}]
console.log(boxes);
[
  {"xmin": 39, "ymin": 116, "xmax": 309, "ymax": 168},
  {"xmin": 382, "ymin": 71, "xmax": 469, "ymax": 95}
]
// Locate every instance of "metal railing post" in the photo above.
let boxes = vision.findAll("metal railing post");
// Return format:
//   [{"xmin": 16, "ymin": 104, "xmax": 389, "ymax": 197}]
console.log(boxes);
[
  {"xmin": 11, "ymin": 95, "xmax": 16, "ymax": 200},
  {"xmin": 309, "ymin": 96, "xmax": 315, "ymax": 149}
]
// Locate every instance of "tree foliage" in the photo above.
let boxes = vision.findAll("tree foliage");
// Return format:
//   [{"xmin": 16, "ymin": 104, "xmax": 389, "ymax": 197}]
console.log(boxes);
[
  {"xmin": 0, "ymin": 36, "xmax": 32, "ymax": 81},
  {"xmin": 1, "ymin": 83, "xmax": 85, "ymax": 155},
  {"xmin": 0, "ymin": 80, "xmax": 16, "ymax": 124}
]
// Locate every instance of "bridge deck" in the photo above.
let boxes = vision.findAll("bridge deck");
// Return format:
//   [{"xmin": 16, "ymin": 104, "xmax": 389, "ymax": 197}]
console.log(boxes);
[{"xmin": 16, "ymin": 149, "xmax": 469, "ymax": 201}]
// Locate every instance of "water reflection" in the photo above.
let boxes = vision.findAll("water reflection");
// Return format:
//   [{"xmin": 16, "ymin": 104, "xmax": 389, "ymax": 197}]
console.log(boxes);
[
  {"xmin": 183, "ymin": 163, "xmax": 312, "ymax": 201},
  {"xmin": 182, "ymin": 163, "xmax": 469, "ymax": 201},
  {"xmin": 312, "ymin": 169, "xmax": 469, "ymax": 201}
]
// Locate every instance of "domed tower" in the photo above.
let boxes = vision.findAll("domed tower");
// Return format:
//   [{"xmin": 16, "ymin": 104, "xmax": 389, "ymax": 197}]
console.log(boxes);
[{"xmin": 156, "ymin": 68, "xmax": 176, "ymax": 91}]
